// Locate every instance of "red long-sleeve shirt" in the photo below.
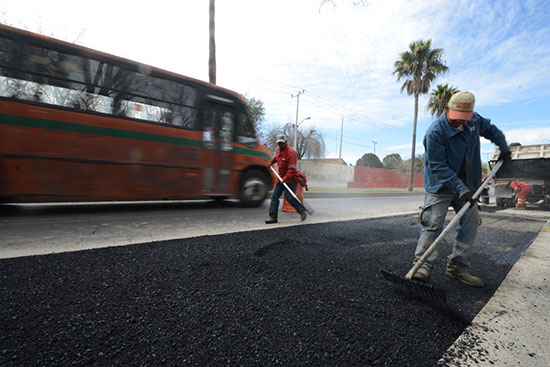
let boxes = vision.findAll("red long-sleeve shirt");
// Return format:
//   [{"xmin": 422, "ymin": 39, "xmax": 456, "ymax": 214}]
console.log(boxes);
[
  {"xmin": 509, "ymin": 181, "xmax": 532, "ymax": 199},
  {"xmin": 270, "ymin": 145, "xmax": 298, "ymax": 183}
]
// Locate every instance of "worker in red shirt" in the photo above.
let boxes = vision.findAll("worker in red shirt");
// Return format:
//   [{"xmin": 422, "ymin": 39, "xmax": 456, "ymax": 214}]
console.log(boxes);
[
  {"xmin": 265, "ymin": 134, "xmax": 307, "ymax": 223},
  {"xmin": 509, "ymin": 181, "xmax": 532, "ymax": 209}
]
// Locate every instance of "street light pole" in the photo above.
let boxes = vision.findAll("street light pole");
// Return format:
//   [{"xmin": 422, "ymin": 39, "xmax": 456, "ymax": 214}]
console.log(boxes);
[
  {"xmin": 294, "ymin": 116, "xmax": 311, "ymax": 154},
  {"xmin": 291, "ymin": 90, "xmax": 305, "ymax": 151}
]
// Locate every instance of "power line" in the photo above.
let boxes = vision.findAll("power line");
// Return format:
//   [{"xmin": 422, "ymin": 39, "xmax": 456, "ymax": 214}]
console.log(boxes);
[
  {"xmin": 246, "ymin": 78, "xmax": 411, "ymax": 136},
  {"xmin": 340, "ymin": 134, "xmax": 395, "ymax": 147},
  {"xmin": 305, "ymin": 90, "xmax": 410, "ymax": 136},
  {"xmin": 239, "ymin": 78, "xmax": 414, "ymax": 140}
]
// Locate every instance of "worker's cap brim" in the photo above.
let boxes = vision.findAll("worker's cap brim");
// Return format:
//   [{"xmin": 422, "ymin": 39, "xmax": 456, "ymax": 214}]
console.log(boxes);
[{"xmin": 448, "ymin": 109, "xmax": 473, "ymax": 121}]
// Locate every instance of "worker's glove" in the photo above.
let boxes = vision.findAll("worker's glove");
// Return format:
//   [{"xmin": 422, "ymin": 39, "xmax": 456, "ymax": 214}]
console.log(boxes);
[
  {"xmin": 498, "ymin": 150, "xmax": 512, "ymax": 162},
  {"xmin": 459, "ymin": 190, "xmax": 476, "ymax": 206}
]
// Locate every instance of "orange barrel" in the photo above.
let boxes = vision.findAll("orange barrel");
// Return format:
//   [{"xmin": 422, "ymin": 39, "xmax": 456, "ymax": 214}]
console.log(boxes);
[{"xmin": 282, "ymin": 184, "xmax": 304, "ymax": 213}]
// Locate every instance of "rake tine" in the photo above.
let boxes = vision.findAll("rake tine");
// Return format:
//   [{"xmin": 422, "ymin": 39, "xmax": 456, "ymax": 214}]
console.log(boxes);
[
  {"xmin": 380, "ymin": 269, "xmax": 447, "ymax": 304},
  {"xmin": 380, "ymin": 269, "xmax": 472, "ymax": 324}
]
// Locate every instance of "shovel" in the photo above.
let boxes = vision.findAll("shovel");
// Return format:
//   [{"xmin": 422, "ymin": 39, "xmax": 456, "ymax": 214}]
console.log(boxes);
[
  {"xmin": 381, "ymin": 160, "xmax": 504, "ymax": 304},
  {"xmin": 269, "ymin": 165, "xmax": 315, "ymax": 215}
]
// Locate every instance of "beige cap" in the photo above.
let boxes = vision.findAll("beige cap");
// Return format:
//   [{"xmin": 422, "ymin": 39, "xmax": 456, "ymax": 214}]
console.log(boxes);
[
  {"xmin": 276, "ymin": 134, "xmax": 287, "ymax": 143},
  {"xmin": 448, "ymin": 91, "xmax": 475, "ymax": 121}
]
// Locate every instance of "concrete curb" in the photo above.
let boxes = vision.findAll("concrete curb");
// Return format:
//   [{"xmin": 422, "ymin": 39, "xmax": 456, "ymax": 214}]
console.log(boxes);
[{"xmin": 440, "ymin": 221, "xmax": 550, "ymax": 366}]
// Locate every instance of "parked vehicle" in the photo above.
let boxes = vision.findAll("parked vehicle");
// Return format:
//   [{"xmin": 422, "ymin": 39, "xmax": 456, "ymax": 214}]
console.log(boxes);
[{"xmin": 490, "ymin": 143, "xmax": 550, "ymax": 209}]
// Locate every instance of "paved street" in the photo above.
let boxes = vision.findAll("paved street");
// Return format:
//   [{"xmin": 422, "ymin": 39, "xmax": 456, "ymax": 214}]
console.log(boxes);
[
  {"xmin": 1, "ymin": 197, "xmax": 548, "ymax": 366},
  {"xmin": 0, "ymin": 194, "xmax": 424, "ymax": 259}
]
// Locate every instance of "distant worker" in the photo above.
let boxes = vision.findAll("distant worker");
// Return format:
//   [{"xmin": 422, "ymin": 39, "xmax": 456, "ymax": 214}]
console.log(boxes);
[
  {"xmin": 509, "ymin": 181, "xmax": 532, "ymax": 209},
  {"xmin": 265, "ymin": 134, "xmax": 307, "ymax": 224},
  {"xmin": 411, "ymin": 91, "xmax": 511, "ymax": 287}
]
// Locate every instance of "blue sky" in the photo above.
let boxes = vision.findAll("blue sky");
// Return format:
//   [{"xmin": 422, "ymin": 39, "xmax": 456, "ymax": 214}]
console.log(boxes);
[{"xmin": 2, "ymin": 0, "xmax": 549, "ymax": 165}]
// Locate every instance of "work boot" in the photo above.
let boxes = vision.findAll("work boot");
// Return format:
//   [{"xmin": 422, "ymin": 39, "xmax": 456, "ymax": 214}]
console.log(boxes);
[
  {"xmin": 446, "ymin": 259, "xmax": 485, "ymax": 287},
  {"xmin": 265, "ymin": 216, "xmax": 278, "ymax": 224},
  {"xmin": 411, "ymin": 266, "xmax": 431, "ymax": 283},
  {"xmin": 300, "ymin": 211, "xmax": 307, "ymax": 221}
]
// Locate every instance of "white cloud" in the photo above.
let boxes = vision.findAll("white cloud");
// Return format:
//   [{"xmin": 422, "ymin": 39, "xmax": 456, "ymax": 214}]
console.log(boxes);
[
  {"xmin": 501, "ymin": 127, "xmax": 550, "ymax": 146},
  {"xmin": 481, "ymin": 127, "xmax": 550, "ymax": 160}
]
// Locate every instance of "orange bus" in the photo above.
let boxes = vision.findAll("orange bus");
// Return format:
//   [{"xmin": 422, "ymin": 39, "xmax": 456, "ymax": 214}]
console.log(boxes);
[{"xmin": 0, "ymin": 24, "xmax": 273, "ymax": 206}]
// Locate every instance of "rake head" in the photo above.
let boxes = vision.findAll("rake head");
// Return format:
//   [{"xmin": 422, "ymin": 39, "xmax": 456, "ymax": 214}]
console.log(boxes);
[
  {"xmin": 301, "ymin": 199, "xmax": 315, "ymax": 215},
  {"xmin": 380, "ymin": 269, "xmax": 447, "ymax": 304}
]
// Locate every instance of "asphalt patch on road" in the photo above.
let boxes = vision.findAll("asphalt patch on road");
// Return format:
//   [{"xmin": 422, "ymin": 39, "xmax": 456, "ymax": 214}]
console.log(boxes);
[{"xmin": 0, "ymin": 214, "xmax": 543, "ymax": 366}]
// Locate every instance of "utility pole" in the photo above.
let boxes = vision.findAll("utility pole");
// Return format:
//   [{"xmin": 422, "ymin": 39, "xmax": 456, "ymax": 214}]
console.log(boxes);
[
  {"xmin": 372, "ymin": 141, "xmax": 378, "ymax": 154},
  {"xmin": 208, "ymin": 0, "xmax": 216, "ymax": 84},
  {"xmin": 339, "ymin": 117, "xmax": 344, "ymax": 160},
  {"xmin": 291, "ymin": 90, "xmax": 305, "ymax": 151}
]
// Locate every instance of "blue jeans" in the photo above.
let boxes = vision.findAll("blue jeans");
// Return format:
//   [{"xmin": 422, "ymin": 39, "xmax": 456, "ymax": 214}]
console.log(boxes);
[
  {"xmin": 414, "ymin": 193, "xmax": 481, "ymax": 270},
  {"xmin": 269, "ymin": 183, "xmax": 304, "ymax": 217}
]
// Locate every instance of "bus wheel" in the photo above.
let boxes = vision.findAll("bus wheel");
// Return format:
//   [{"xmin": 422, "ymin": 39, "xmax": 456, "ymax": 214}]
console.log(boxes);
[{"xmin": 239, "ymin": 170, "xmax": 268, "ymax": 207}]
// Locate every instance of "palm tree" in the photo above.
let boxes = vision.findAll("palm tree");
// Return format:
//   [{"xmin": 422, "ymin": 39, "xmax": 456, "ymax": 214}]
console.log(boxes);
[
  {"xmin": 393, "ymin": 39, "xmax": 448, "ymax": 191},
  {"xmin": 208, "ymin": 0, "xmax": 216, "ymax": 84},
  {"xmin": 427, "ymin": 84, "xmax": 458, "ymax": 118}
]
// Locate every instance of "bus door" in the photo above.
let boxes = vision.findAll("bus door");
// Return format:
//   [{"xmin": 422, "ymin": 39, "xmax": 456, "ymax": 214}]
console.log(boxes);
[{"xmin": 202, "ymin": 103, "xmax": 235, "ymax": 195}]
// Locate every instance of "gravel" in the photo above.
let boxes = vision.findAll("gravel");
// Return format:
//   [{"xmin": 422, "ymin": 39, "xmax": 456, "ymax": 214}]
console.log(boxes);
[{"xmin": 0, "ymin": 214, "xmax": 543, "ymax": 366}]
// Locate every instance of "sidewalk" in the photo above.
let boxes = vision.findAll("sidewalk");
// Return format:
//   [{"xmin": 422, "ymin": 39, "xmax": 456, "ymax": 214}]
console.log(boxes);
[{"xmin": 440, "ymin": 212, "xmax": 550, "ymax": 366}]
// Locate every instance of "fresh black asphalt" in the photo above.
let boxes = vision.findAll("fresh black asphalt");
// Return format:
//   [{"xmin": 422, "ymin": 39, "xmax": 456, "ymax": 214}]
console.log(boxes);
[{"xmin": 0, "ymin": 214, "xmax": 543, "ymax": 366}]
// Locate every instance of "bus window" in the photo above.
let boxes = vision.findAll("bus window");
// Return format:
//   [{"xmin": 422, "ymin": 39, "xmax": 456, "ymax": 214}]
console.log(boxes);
[
  {"xmin": 0, "ymin": 35, "xmax": 200, "ymax": 130},
  {"xmin": 202, "ymin": 108, "xmax": 218, "ymax": 149},
  {"xmin": 219, "ymin": 111, "xmax": 234, "ymax": 152},
  {"xmin": 172, "ymin": 106, "xmax": 199, "ymax": 129},
  {"xmin": 236, "ymin": 112, "xmax": 256, "ymax": 147}
]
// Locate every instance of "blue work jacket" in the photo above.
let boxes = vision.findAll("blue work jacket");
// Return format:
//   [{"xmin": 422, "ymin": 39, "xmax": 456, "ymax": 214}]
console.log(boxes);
[{"xmin": 423, "ymin": 112, "xmax": 509, "ymax": 196}]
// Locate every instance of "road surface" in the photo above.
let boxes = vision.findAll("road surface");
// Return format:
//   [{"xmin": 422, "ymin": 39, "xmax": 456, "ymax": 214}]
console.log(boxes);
[
  {"xmin": 0, "ymin": 207, "xmax": 544, "ymax": 366},
  {"xmin": 0, "ymin": 194, "xmax": 424, "ymax": 259}
]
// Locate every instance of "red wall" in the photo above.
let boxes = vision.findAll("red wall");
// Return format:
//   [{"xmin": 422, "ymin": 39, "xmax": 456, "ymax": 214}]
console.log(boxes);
[{"xmin": 348, "ymin": 166, "xmax": 424, "ymax": 188}]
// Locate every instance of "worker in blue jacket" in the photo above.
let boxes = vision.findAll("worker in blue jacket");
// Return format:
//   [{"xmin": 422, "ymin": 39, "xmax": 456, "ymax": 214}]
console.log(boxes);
[{"xmin": 411, "ymin": 91, "xmax": 511, "ymax": 287}]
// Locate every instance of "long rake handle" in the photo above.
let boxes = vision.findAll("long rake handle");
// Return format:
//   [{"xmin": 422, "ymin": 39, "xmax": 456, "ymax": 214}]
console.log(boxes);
[
  {"xmin": 405, "ymin": 160, "xmax": 504, "ymax": 280},
  {"xmin": 269, "ymin": 165, "xmax": 305, "ymax": 208}
]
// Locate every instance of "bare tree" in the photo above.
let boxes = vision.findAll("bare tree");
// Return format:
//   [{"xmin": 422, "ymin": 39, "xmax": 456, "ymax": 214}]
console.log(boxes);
[
  {"xmin": 208, "ymin": 0, "xmax": 216, "ymax": 84},
  {"xmin": 265, "ymin": 123, "xmax": 325, "ymax": 159},
  {"xmin": 299, "ymin": 126, "xmax": 325, "ymax": 159}
]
